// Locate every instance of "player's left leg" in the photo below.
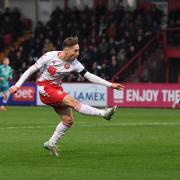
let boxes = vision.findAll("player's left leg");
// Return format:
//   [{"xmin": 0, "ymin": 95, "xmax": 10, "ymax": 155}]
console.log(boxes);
[
  {"xmin": 44, "ymin": 106, "xmax": 73, "ymax": 156},
  {"xmin": 1, "ymin": 91, "xmax": 10, "ymax": 110},
  {"xmin": 0, "ymin": 87, "xmax": 10, "ymax": 111}
]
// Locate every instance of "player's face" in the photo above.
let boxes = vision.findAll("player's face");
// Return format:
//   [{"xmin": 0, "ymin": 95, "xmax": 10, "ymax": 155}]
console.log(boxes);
[
  {"xmin": 3, "ymin": 58, "xmax": 9, "ymax": 67},
  {"xmin": 65, "ymin": 44, "xmax": 80, "ymax": 60}
]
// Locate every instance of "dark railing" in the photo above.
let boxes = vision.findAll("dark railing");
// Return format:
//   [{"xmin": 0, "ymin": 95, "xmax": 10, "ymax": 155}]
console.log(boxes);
[
  {"xmin": 162, "ymin": 27, "xmax": 180, "ymax": 82},
  {"xmin": 112, "ymin": 34, "xmax": 159, "ymax": 82},
  {"xmin": 163, "ymin": 27, "xmax": 180, "ymax": 48}
]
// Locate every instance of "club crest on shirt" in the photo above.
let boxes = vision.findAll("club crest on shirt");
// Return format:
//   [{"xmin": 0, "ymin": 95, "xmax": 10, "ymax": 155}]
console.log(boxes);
[
  {"xmin": 64, "ymin": 63, "xmax": 70, "ymax": 69},
  {"xmin": 47, "ymin": 66, "xmax": 57, "ymax": 75}
]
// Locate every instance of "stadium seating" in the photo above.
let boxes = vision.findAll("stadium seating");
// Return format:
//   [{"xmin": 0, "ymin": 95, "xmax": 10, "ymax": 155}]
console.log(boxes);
[{"xmin": 3, "ymin": 5, "xmax": 165, "ymax": 82}]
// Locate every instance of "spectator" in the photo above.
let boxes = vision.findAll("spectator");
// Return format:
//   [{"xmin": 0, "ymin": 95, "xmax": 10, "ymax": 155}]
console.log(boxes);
[{"xmin": 6, "ymin": 5, "xmax": 164, "ymax": 82}]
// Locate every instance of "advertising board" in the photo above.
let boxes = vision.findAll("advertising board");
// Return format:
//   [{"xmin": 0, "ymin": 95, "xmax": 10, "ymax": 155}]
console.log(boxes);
[
  {"xmin": 8, "ymin": 83, "xmax": 36, "ymax": 105},
  {"xmin": 108, "ymin": 83, "xmax": 180, "ymax": 108},
  {"xmin": 36, "ymin": 83, "xmax": 107, "ymax": 107}
]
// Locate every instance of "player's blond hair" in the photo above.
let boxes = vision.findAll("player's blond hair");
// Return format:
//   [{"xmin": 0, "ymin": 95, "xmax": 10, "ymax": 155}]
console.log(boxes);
[{"xmin": 62, "ymin": 36, "xmax": 78, "ymax": 49}]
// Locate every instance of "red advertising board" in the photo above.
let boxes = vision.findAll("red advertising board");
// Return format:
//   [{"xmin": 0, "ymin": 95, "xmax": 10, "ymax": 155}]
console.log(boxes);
[
  {"xmin": 108, "ymin": 83, "xmax": 180, "ymax": 108},
  {"xmin": 12, "ymin": 86, "xmax": 35, "ymax": 102}
]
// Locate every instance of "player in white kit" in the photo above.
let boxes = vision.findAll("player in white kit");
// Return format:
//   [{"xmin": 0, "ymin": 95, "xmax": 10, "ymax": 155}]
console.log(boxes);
[
  {"xmin": 172, "ymin": 98, "xmax": 180, "ymax": 108},
  {"xmin": 9, "ymin": 37, "xmax": 124, "ymax": 157}
]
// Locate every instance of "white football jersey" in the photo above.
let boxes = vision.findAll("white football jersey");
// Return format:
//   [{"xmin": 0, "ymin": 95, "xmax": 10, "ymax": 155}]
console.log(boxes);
[{"xmin": 35, "ymin": 51, "xmax": 84, "ymax": 84}]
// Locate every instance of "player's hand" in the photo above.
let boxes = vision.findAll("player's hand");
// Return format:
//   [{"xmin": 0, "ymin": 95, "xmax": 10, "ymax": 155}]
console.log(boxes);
[
  {"xmin": 9, "ymin": 85, "xmax": 19, "ymax": 94},
  {"xmin": 111, "ymin": 83, "xmax": 124, "ymax": 90}
]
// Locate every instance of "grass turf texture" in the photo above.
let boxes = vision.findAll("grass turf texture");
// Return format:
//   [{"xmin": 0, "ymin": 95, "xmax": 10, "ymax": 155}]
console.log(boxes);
[{"xmin": 0, "ymin": 107, "xmax": 180, "ymax": 180}]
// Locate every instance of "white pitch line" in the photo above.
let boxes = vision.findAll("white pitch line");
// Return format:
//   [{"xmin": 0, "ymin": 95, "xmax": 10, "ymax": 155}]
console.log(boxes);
[
  {"xmin": 0, "ymin": 125, "xmax": 55, "ymax": 130},
  {"xmin": 0, "ymin": 122, "xmax": 180, "ymax": 130},
  {"xmin": 78, "ymin": 122, "xmax": 180, "ymax": 127}
]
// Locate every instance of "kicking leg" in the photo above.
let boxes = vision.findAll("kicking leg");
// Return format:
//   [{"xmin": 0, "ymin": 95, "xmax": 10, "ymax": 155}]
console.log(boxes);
[
  {"xmin": 44, "ymin": 106, "xmax": 73, "ymax": 156},
  {"xmin": 62, "ymin": 95, "xmax": 116, "ymax": 120}
]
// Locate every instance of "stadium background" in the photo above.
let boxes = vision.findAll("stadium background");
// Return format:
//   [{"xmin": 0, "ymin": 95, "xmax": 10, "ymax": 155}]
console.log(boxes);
[
  {"xmin": 0, "ymin": 0, "xmax": 179, "ymax": 108},
  {"xmin": 0, "ymin": 1, "xmax": 180, "ymax": 180}
]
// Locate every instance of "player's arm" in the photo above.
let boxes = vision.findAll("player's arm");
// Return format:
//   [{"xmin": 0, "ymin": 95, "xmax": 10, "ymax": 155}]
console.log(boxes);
[
  {"xmin": 80, "ymin": 69, "xmax": 124, "ymax": 90},
  {"xmin": 9, "ymin": 65, "xmax": 38, "ymax": 94},
  {"xmin": 9, "ymin": 53, "xmax": 50, "ymax": 94},
  {"xmin": 75, "ymin": 60, "xmax": 124, "ymax": 90}
]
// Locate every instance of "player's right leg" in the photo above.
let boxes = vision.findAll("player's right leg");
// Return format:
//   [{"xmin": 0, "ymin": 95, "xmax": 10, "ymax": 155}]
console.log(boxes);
[
  {"xmin": 38, "ymin": 83, "xmax": 116, "ymax": 120},
  {"xmin": 62, "ymin": 95, "xmax": 116, "ymax": 120},
  {"xmin": 43, "ymin": 107, "xmax": 73, "ymax": 157}
]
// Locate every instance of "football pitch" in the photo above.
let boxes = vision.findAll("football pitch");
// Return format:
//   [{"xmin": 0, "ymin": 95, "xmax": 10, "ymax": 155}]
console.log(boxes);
[{"xmin": 0, "ymin": 107, "xmax": 180, "ymax": 180}]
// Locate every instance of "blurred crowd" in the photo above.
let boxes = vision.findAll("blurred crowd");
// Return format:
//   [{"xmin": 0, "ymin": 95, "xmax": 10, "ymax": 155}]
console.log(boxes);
[
  {"xmin": 168, "ymin": 9, "xmax": 180, "ymax": 47},
  {"xmin": 168, "ymin": 9, "xmax": 180, "ymax": 28},
  {"xmin": 0, "ymin": 7, "xmax": 31, "ymax": 51},
  {"xmin": 168, "ymin": 9, "xmax": 180, "ymax": 82},
  {"xmin": 3, "ymin": 4, "xmax": 164, "ymax": 82}
]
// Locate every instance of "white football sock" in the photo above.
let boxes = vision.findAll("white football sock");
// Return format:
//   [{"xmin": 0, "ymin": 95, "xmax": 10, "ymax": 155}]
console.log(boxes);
[
  {"xmin": 75, "ymin": 103, "xmax": 105, "ymax": 116},
  {"xmin": 49, "ymin": 122, "xmax": 70, "ymax": 146}
]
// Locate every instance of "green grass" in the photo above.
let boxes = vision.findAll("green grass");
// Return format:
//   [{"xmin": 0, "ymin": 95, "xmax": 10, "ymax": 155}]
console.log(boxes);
[{"xmin": 0, "ymin": 107, "xmax": 180, "ymax": 180}]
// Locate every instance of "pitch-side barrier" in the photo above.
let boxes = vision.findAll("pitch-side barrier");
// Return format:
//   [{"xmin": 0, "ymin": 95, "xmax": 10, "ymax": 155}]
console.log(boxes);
[{"xmin": 6, "ymin": 83, "xmax": 180, "ymax": 108}]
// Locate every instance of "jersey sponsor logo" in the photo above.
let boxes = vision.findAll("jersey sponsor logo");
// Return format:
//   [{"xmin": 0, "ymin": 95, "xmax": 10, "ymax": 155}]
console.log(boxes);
[
  {"xmin": 13, "ymin": 87, "xmax": 35, "ymax": 101},
  {"xmin": 64, "ymin": 63, "xmax": 70, "ymax": 69},
  {"xmin": 47, "ymin": 66, "xmax": 57, "ymax": 75}
]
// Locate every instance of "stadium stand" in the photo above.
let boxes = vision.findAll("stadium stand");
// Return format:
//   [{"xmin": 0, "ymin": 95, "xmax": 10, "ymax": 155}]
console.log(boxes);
[
  {"xmin": 1, "ymin": 5, "xmax": 166, "ymax": 82},
  {"xmin": 0, "ymin": 7, "xmax": 31, "ymax": 51}
]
